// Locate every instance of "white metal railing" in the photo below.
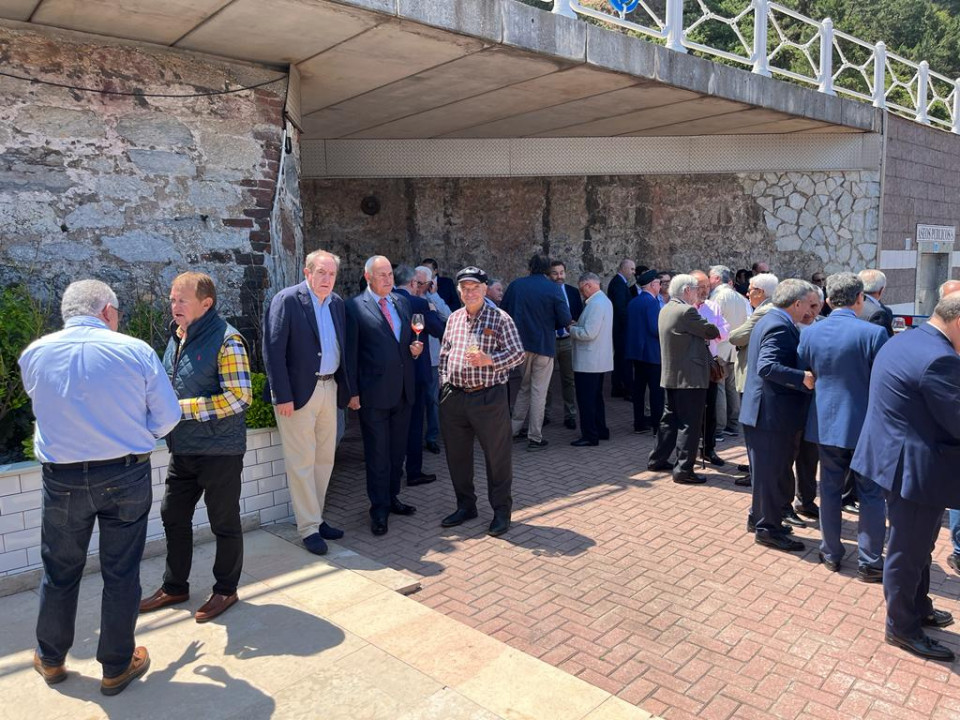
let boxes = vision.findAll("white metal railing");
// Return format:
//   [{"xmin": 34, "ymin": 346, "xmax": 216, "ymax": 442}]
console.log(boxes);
[{"xmin": 544, "ymin": 0, "xmax": 960, "ymax": 134}]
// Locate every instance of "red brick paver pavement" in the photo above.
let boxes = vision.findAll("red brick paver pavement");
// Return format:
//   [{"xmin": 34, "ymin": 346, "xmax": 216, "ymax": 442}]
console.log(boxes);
[{"xmin": 324, "ymin": 389, "xmax": 960, "ymax": 720}]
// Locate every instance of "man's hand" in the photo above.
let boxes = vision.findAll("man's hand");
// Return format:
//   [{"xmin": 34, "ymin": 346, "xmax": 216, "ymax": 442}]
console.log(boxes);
[
  {"xmin": 410, "ymin": 341, "xmax": 424, "ymax": 358},
  {"xmin": 466, "ymin": 350, "xmax": 493, "ymax": 367},
  {"xmin": 803, "ymin": 371, "xmax": 816, "ymax": 390},
  {"xmin": 275, "ymin": 401, "xmax": 294, "ymax": 418},
  {"xmin": 348, "ymin": 396, "xmax": 361, "ymax": 410}
]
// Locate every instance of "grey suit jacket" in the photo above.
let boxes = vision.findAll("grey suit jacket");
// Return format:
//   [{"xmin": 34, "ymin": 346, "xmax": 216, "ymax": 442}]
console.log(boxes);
[
  {"xmin": 729, "ymin": 300, "xmax": 773, "ymax": 393},
  {"xmin": 658, "ymin": 298, "xmax": 719, "ymax": 389}
]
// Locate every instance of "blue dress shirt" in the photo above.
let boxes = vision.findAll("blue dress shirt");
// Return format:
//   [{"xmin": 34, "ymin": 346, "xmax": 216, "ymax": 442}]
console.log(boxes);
[
  {"xmin": 368, "ymin": 287, "xmax": 401, "ymax": 342},
  {"xmin": 19, "ymin": 315, "xmax": 182, "ymax": 463},
  {"xmin": 310, "ymin": 291, "xmax": 341, "ymax": 375}
]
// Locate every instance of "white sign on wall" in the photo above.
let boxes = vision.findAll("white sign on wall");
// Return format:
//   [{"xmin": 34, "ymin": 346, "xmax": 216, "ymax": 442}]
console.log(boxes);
[{"xmin": 916, "ymin": 224, "xmax": 956, "ymax": 251}]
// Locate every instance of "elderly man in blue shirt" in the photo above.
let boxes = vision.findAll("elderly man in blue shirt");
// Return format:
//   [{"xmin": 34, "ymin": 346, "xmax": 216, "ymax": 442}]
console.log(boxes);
[{"xmin": 20, "ymin": 279, "xmax": 181, "ymax": 696}]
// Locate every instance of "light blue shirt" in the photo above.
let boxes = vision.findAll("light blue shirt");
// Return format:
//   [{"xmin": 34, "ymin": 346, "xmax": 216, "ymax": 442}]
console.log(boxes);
[
  {"xmin": 309, "ymin": 291, "xmax": 341, "ymax": 375},
  {"xmin": 19, "ymin": 316, "xmax": 182, "ymax": 463},
  {"xmin": 368, "ymin": 287, "xmax": 401, "ymax": 342},
  {"xmin": 557, "ymin": 284, "xmax": 571, "ymax": 339}
]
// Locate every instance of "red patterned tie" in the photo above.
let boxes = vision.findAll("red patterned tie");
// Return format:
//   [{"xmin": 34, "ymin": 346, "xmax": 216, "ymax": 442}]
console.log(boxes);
[{"xmin": 378, "ymin": 297, "xmax": 395, "ymax": 334}]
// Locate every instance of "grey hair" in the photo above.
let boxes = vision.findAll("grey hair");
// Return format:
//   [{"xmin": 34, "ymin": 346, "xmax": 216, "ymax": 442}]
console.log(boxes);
[
  {"xmin": 859, "ymin": 269, "xmax": 887, "ymax": 294},
  {"xmin": 935, "ymin": 294, "xmax": 960, "ymax": 322},
  {"xmin": 578, "ymin": 272, "xmax": 601, "ymax": 285},
  {"xmin": 825, "ymin": 272, "xmax": 863, "ymax": 308},
  {"xmin": 708, "ymin": 265, "xmax": 732, "ymax": 284},
  {"xmin": 364, "ymin": 255, "xmax": 389, "ymax": 275},
  {"xmin": 669, "ymin": 273, "xmax": 699, "ymax": 300},
  {"xmin": 305, "ymin": 249, "xmax": 341, "ymax": 270},
  {"xmin": 487, "ymin": 278, "xmax": 504, "ymax": 289},
  {"xmin": 618, "ymin": 258, "xmax": 635, "ymax": 272},
  {"xmin": 393, "ymin": 264, "xmax": 416, "ymax": 287},
  {"xmin": 61, "ymin": 279, "xmax": 118, "ymax": 322},
  {"xmin": 749, "ymin": 272, "xmax": 779, "ymax": 298},
  {"xmin": 772, "ymin": 279, "xmax": 818, "ymax": 308},
  {"xmin": 415, "ymin": 265, "xmax": 433, "ymax": 282}
]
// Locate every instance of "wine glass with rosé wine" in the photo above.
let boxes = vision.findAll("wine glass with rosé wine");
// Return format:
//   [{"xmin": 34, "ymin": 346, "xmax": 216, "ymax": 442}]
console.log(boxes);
[{"xmin": 411, "ymin": 313, "xmax": 424, "ymax": 342}]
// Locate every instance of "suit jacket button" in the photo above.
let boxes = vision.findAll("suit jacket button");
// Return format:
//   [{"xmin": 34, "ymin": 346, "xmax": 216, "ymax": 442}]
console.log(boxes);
[
  {"xmin": 315, "ymin": 372, "xmax": 321, "ymax": 376},
  {"xmin": 318, "ymin": 352, "xmax": 322, "ymax": 357}
]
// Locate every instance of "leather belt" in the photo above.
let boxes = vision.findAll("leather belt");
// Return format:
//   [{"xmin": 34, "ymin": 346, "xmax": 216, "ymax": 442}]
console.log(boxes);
[
  {"xmin": 47, "ymin": 453, "xmax": 151, "ymax": 471},
  {"xmin": 315, "ymin": 373, "xmax": 335, "ymax": 381},
  {"xmin": 460, "ymin": 385, "xmax": 492, "ymax": 394}
]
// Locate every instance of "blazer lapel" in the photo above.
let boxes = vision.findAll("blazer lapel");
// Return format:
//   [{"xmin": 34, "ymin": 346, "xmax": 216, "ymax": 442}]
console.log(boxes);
[
  {"xmin": 297, "ymin": 283, "xmax": 322, "ymax": 348},
  {"xmin": 363, "ymin": 292, "xmax": 398, "ymax": 340}
]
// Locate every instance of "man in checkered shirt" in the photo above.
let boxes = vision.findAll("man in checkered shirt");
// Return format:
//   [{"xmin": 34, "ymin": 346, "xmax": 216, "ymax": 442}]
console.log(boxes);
[
  {"xmin": 141, "ymin": 272, "xmax": 251, "ymax": 624},
  {"xmin": 438, "ymin": 266, "xmax": 525, "ymax": 537}
]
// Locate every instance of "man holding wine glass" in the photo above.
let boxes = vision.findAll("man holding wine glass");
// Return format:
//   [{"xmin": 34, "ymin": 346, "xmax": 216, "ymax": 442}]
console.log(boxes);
[{"xmin": 438, "ymin": 267, "xmax": 525, "ymax": 537}]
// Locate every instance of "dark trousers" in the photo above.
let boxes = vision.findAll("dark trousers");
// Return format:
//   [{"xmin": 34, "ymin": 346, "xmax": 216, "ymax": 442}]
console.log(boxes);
[
  {"xmin": 842, "ymin": 470, "xmax": 859, "ymax": 507},
  {"xmin": 884, "ymin": 489, "xmax": 942, "ymax": 639},
  {"xmin": 440, "ymin": 384, "xmax": 513, "ymax": 515},
  {"xmin": 703, "ymin": 381, "xmax": 719, "ymax": 454},
  {"xmin": 818, "ymin": 445, "xmax": 885, "ymax": 567},
  {"xmin": 612, "ymin": 335, "xmax": 633, "ymax": 396},
  {"xmin": 632, "ymin": 361, "xmax": 663, "ymax": 431},
  {"xmin": 37, "ymin": 460, "xmax": 151, "ymax": 677},
  {"xmin": 650, "ymin": 387, "xmax": 707, "ymax": 475},
  {"xmin": 574, "ymin": 372, "xmax": 608, "ymax": 443},
  {"xmin": 405, "ymin": 381, "xmax": 428, "ymax": 478},
  {"xmin": 162, "ymin": 454, "xmax": 244, "ymax": 597},
  {"xmin": 359, "ymin": 401, "xmax": 412, "ymax": 520},
  {"xmin": 745, "ymin": 425, "xmax": 799, "ymax": 537},
  {"xmin": 792, "ymin": 437, "xmax": 820, "ymax": 508}
]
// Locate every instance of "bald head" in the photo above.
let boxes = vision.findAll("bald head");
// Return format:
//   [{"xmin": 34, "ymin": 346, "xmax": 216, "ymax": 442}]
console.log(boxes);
[{"xmin": 939, "ymin": 280, "xmax": 960, "ymax": 300}]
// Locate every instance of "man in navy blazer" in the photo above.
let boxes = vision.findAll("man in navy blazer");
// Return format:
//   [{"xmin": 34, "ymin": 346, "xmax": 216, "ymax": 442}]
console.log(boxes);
[
  {"xmin": 394, "ymin": 265, "xmax": 446, "ymax": 487},
  {"xmin": 501, "ymin": 253, "xmax": 572, "ymax": 451},
  {"xmin": 797, "ymin": 273, "xmax": 888, "ymax": 579},
  {"xmin": 852, "ymin": 295, "xmax": 960, "ymax": 662},
  {"xmin": 607, "ymin": 258, "xmax": 637, "ymax": 398},
  {"xmin": 741, "ymin": 279, "xmax": 818, "ymax": 553},
  {"xmin": 421, "ymin": 257, "xmax": 461, "ymax": 312},
  {"xmin": 262, "ymin": 249, "xmax": 353, "ymax": 555},
  {"xmin": 626, "ymin": 269, "xmax": 663, "ymax": 434},
  {"xmin": 346, "ymin": 255, "xmax": 422, "ymax": 536}
]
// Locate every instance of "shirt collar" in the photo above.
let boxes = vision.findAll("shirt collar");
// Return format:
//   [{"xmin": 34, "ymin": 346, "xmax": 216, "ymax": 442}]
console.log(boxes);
[
  {"xmin": 367, "ymin": 286, "xmax": 391, "ymax": 303},
  {"xmin": 310, "ymin": 290, "xmax": 332, "ymax": 309},
  {"xmin": 64, "ymin": 315, "xmax": 109, "ymax": 330}
]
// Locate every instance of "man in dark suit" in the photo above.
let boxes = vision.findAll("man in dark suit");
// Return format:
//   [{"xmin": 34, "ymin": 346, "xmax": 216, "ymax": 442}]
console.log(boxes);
[
  {"xmin": 501, "ymin": 253, "xmax": 572, "ymax": 452},
  {"xmin": 626, "ymin": 269, "xmax": 663, "ymax": 434},
  {"xmin": 546, "ymin": 260, "xmax": 583, "ymax": 430},
  {"xmin": 852, "ymin": 294, "xmax": 960, "ymax": 662},
  {"xmin": 798, "ymin": 273, "xmax": 888, "ymax": 578},
  {"xmin": 394, "ymin": 265, "xmax": 446, "ymax": 487},
  {"xmin": 741, "ymin": 279, "xmax": 818, "ymax": 553},
  {"xmin": 346, "ymin": 255, "xmax": 422, "ymax": 536},
  {"xmin": 607, "ymin": 258, "xmax": 636, "ymax": 398},
  {"xmin": 262, "ymin": 250, "xmax": 354, "ymax": 555},
  {"xmin": 857, "ymin": 269, "xmax": 894, "ymax": 337},
  {"xmin": 647, "ymin": 274, "xmax": 719, "ymax": 484},
  {"xmin": 421, "ymin": 257, "xmax": 461, "ymax": 312}
]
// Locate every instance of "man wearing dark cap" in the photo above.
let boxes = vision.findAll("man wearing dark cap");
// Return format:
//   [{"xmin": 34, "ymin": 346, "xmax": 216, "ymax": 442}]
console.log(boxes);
[
  {"xmin": 626, "ymin": 269, "xmax": 663, "ymax": 435},
  {"xmin": 438, "ymin": 267, "xmax": 526, "ymax": 537}
]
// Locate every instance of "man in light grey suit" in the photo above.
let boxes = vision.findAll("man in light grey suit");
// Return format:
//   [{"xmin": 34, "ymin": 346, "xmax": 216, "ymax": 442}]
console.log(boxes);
[
  {"xmin": 569, "ymin": 273, "xmax": 613, "ymax": 447},
  {"xmin": 647, "ymin": 274, "xmax": 720, "ymax": 484}
]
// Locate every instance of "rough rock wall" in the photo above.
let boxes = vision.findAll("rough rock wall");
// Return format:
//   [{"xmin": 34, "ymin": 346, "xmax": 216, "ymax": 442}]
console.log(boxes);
[
  {"xmin": 0, "ymin": 24, "xmax": 294, "ymax": 335},
  {"xmin": 303, "ymin": 172, "xmax": 880, "ymax": 296}
]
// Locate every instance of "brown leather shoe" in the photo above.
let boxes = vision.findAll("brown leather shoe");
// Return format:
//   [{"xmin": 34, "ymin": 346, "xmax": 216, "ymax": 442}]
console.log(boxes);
[
  {"xmin": 33, "ymin": 652, "xmax": 67, "ymax": 685},
  {"xmin": 195, "ymin": 592, "xmax": 238, "ymax": 623},
  {"xmin": 100, "ymin": 646, "xmax": 150, "ymax": 696},
  {"xmin": 139, "ymin": 587, "xmax": 189, "ymax": 614}
]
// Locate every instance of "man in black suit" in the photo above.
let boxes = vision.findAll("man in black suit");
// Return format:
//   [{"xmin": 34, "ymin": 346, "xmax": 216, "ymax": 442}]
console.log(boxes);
[
  {"xmin": 262, "ymin": 249, "xmax": 354, "ymax": 555},
  {"xmin": 394, "ymin": 265, "xmax": 446, "ymax": 487},
  {"xmin": 421, "ymin": 257, "xmax": 461, "ymax": 312},
  {"xmin": 346, "ymin": 255, "xmax": 423, "ymax": 536},
  {"xmin": 546, "ymin": 260, "xmax": 583, "ymax": 430},
  {"xmin": 607, "ymin": 258, "xmax": 636, "ymax": 398},
  {"xmin": 857, "ymin": 269, "xmax": 894, "ymax": 337}
]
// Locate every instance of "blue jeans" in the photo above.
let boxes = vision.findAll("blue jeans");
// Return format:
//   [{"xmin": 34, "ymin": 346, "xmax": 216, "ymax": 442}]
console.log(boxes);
[
  {"xmin": 36, "ymin": 459, "xmax": 152, "ymax": 677},
  {"xmin": 425, "ymin": 366, "xmax": 440, "ymax": 444},
  {"xmin": 949, "ymin": 509, "xmax": 960, "ymax": 555}
]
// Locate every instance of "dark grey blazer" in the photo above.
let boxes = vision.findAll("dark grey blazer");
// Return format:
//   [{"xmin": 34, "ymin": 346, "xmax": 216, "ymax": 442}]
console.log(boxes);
[{"xmin": 658, "ymin": 298, "xmax": 719, "ymax": 390}]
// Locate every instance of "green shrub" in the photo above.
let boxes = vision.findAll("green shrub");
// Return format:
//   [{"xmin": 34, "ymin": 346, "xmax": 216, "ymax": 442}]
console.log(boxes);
[
  {"xmin": 246, "ymin": 373, "xmax": 277, "ymax": 429},
  {"xmin": 0, "ymin": 285, "xmax": 50, "ymax": 426},
  {"xmin": 122, "ymin": 298, "xmax": 169, "ymax": 355}
]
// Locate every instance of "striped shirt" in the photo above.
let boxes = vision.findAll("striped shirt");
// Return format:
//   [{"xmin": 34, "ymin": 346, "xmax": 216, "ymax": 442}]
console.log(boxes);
[
  {"xmin": 439, "ymin": 304, "xmax": 525, "ymax": 389},
  {"xmin": 176, "ymin": 331, "xmax": 252, "ymax": 422}
]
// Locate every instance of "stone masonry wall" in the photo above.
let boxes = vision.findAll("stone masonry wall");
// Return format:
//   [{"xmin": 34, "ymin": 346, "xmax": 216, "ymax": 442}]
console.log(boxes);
[
  {"xmin": 0, "ymin": 23, "xmax": 295, "ymax": 335},
  {"xmin": 303, "ymin": 173, "xmax": 880, "ymax": 295}
]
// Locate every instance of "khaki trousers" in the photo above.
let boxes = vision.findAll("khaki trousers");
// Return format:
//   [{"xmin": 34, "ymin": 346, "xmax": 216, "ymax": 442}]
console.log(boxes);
[
  {"xmin": 510, "ymin": 352, "xmax": 554, "ymax": 443},
  {"xmin": 275, "ymin": 378, "xmax": 337, "ymax": 539}
]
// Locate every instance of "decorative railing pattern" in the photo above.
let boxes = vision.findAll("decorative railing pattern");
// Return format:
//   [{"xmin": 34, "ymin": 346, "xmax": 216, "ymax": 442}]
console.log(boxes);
[{"xmin": 542, "ymin": 0, "xmax": 960, "ymax": 133}]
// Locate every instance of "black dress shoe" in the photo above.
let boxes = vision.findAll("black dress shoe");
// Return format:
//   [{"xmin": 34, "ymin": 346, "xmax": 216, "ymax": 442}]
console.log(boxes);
[
  {"xmin": 948, "ymin": 554, "xmax": 960, "ymax": 575},
  {"xmin": 513, "ymin": 430, "xmax": 528, "ymax": 442},
  {"xmin": 527, "ymin": 438, "xmax": 549, "ymax": 452},
  {"xmin": 755, "ymin": 534, "xmax": 805, "ymax": 552},
  {"xmin": 747, "ymin": 519, "xmax": 793, "ymax": 535},
  {"xmin": 371, "ymin": 518, "xmax": 388, "ymax": 536},
  {"xmin": 488, "ymin": 513, "xmax": 511, "ymax": 537},
  {"xmin": 599, "ymin": 430, "xmax": 610, "ymax": 440},
  {"xmin": 570, "ymin": 438, "xmax": 599, "ymax": 447},
  {"xmin": 390, "ymin": 500, "xmax": 417, "ymax": 516},
  {"xmin": 734, "ymin": 475, "xmax": 752, "ymax": 487},
  {"xmin": 633, "ymin": 425, "xmax": 650, "ymax": 435},
  {"xmin": 564, "ymin": 418, "xmax": 577, "ymax": 430},
  {"xmin": 857, "ymin": 565, "xmax": 883, "ymax": 583},
  {"xmin": 441, "ymin": 508, "xmax": 478, "ymax": 528},
  {"xmin": 842, "ymin": 502, "xmax": 860, "ymax": 515},
  {"xmin": 885, "ymin": 632, "xmax": 956, "ymax": 662},
  {"xmin": 782, "ymin": 509, "xmax": 807, "ymax": 528},
  {"xmin": 407, "ymin": 473, "xmax": 437, "ymax": 486},
  {"xmin": 737, "ymin": 464, "xmax": 750, "ymax": 472},
  {"xmin": 923, "ymin": 609, "xmax": 955, "ymax": 628},
  {"xmin": 673, "ymin": 471, "xmax": 706, "ymax": 485},
  {"xmin": 818, "ymin": 552, "xmax": 841, "ymax": 572},
  {"xmin": 794, "ymin": 503, "xmax": 820, "ymax": 520},
  {"xmin": 647, "ymin": 461, "xmax": 674, "ymax": 472},
  {"xmin": 702, "ymin": 451, "xmax": 725, "ymax": 466},
  {"xmin": 425, "ymin": 441, "xmax": 441, "ymax": 454}
]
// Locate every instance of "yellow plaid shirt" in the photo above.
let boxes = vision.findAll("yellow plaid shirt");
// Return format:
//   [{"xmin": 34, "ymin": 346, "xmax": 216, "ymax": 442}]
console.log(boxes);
[{"xmin": 177, "ymin": 332, "xmax": 253, "ymax": 422}]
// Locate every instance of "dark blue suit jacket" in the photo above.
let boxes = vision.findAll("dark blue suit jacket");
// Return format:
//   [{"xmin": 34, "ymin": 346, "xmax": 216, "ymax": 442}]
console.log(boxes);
[
  {"xmin": 436, "ymin": 275, "xmax": 461, "ymax": 312},
  {"xmin": 607, "ymin": 274, "xmax": 631, "ymax": 336},
  {"xmin": 261, "ymin": 282, "xmax": 352, "ymax": 410},
  {"xmin": 797, "ymin": 308, "xmax": 888, "ymax": 449},
  {"xmin": 394, "ymin": 288, "xmax": 445, "ymax": 383},
  {"xmin": 852, "ymin": 323, "xmax": 960, "ymax": 507},
  {"xmin": 501, "ymin": 274, "xmax": 572, "ymax": 357},
  {"xmin": 345, "ymin": 291, "xmax": 416, "ymax": 409},
  {"xmin": 562, "ymin": 284, "xmax": 583, "ymax": 323},
  {"xmin": 740, "ymin": 308, "xmax": 811, "ymax": 433},
  {"xmin": 625, "ymin": 291, "xmax": 661, "ymax": 364}
]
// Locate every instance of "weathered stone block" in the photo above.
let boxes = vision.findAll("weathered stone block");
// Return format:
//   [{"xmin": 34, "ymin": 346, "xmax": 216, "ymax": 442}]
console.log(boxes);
[
  {"xmin": 15, "ymin": 106, "xmax": 103, "ymax": 139},
  {"xmin": 116, "ymin": 114, "xmax": 194, "ymax": 148},
  {"xmin": 128, "ymin": 149, "xmax": 195, "ymax": 176}
]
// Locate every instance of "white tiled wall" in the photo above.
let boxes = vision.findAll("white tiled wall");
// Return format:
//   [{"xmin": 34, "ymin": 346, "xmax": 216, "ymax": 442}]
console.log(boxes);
[{"xmin": 0, "ymin": 428, "xmax": 294, "ymax": 577}]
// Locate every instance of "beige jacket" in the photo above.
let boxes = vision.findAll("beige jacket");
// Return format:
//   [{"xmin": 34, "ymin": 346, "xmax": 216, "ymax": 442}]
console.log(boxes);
[{"xmin": 728, "ymin": 300, "xmax": 774, "ymax": 393}]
